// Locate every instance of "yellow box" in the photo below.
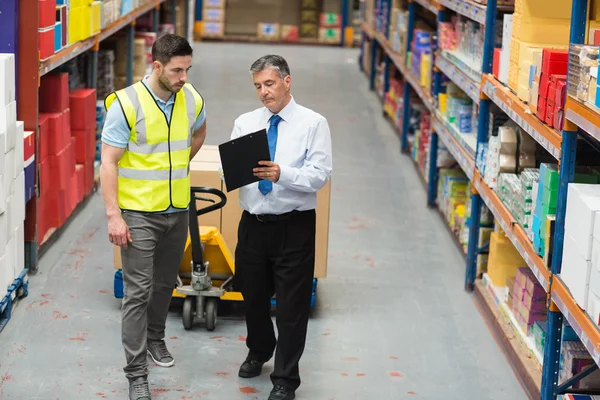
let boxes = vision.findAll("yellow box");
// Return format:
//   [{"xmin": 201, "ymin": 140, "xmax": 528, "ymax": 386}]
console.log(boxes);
[
  {"xmin": 487, "ymin": 232, "xmax": 526, "ymax": 287},
  {"xmin": 81, "ymin": 5, "xmax": 92, "ymax": 40},
  {"xmin": 91, "ymin": 2, "xmax": 102, "ymax": 35},
  {"xmin": 516, "ymin": 0, "xmax": 573, "ymax": 20},
  {"xmin": 68, "ymin": 7, "xmax": 82, "ymax": 44}
]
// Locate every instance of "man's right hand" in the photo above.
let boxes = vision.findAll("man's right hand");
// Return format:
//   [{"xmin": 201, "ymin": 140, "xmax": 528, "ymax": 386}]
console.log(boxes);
[{"xmin": 108, "ymin": 214, "xmax": 132, "ymax": 248}]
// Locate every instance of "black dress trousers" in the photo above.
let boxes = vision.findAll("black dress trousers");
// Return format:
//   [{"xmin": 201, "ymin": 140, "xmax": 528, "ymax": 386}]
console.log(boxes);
[{"xmin": 235, "ymin": 209, "xmax": 316, "ymax": 391}]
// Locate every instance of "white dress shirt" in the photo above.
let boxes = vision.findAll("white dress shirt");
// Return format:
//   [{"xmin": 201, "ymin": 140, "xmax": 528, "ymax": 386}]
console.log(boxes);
[{"xmin": 230, "ymin": 96, "xmax": 333, "ymax": 215}]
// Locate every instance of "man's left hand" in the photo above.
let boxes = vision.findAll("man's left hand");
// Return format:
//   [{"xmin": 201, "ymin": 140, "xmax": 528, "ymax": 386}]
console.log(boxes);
[{"xmin": 254, "ymin": 161, "xmax": 280, "ymax": 182}]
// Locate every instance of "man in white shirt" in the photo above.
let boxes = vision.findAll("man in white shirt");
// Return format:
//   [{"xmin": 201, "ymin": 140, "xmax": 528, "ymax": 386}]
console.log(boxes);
[{"xmin": 230, "ymin": 55, "xmax": 332, "ymax": 400}]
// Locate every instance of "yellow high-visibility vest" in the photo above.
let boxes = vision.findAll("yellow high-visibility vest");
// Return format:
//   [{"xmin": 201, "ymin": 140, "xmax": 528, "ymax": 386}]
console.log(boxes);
[{"xmin": 104, "ymin": 81, "xmax": 204, "ymax": 212}]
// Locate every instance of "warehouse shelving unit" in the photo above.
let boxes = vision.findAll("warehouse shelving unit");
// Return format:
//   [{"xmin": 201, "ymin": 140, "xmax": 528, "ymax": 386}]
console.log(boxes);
[
  {"xmin": 360, "ymin": 0, "xmax": 600, "ymax": 398},
  {"xmin": 11, "ymin": 0, "xmax": 177, "ymax": 272},
  {"xmin": 195, "ymin": 0, "xmax": 354, "ymax": 47}
]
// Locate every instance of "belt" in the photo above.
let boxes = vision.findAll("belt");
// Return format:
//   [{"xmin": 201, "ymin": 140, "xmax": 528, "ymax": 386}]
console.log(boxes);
[{"xmin": 245, "ymin": 209, "xmax": 313, "ymax": 223}]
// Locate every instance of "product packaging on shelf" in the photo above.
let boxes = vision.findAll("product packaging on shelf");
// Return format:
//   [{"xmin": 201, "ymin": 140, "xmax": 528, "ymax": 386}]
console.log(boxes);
[{"xmin": 0, "ymin": 52, "xmax": 26, "ymax": 294}]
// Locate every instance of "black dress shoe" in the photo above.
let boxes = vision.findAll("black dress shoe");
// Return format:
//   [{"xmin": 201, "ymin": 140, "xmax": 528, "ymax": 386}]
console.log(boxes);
[
  {"xmin": 238, "ymin": 359, "xmax": 266, "ymax": 378},
  {"xmin": 268, "ymin": 385, "xmax": 295, "ymax": 400}
]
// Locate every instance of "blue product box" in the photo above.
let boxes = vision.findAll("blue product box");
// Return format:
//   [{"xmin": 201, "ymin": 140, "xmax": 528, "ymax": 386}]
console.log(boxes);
[
  {"xmin": 529, "ymin": 65, "xmax": 536, "ymax": 89},
  {"xmin": 24, "ymin": 162, "xmax": 35, "ymax": 203},
  {"xmin": 54, "ymin": 22, "xmax": 62, "ymax": 52}
]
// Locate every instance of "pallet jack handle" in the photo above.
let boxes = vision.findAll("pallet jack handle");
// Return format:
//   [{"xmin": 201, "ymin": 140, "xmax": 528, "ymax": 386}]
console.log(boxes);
[{"xmin": 188, "ymin": 187, "xmax": 228, "ymax": 275}]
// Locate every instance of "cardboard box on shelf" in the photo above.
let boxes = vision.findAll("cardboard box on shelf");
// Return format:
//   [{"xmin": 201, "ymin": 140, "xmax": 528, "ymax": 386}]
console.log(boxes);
[
  {"xmin": 257, "ymin": 23, "xmax": 280, "ymax": 40},
  {"xmin": 319, "ymin": 28, "xmax": 341, "ymax": 43},
  {"xmin": 202, "ymin": 22, "xmax": 225, "ymax": 38},
  {"xmin": 281, "ymin": 25, "xmax": 299, "ymax": 42},
  {"xmin": 203, "ymin": 7, "xmax": 225, "ymax": 22}
]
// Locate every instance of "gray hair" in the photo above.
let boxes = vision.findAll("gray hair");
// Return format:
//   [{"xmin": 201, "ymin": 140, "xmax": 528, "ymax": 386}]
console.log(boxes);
[{"xmin": 249, "ymin": 55, "xmax": 291, "ymax": 80}]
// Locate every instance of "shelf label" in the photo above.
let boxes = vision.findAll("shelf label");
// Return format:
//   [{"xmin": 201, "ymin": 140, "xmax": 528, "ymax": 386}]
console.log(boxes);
[
  {"xmin": 433, "ymin": 117, "xmax": 473, "ymax": 179},
  {"xmin": 436, "ymin": 56, "xmax": 480, "ymax": 104}
]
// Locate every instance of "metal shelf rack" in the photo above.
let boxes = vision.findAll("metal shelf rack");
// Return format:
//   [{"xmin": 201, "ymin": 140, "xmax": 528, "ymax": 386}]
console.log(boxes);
[
  {"xmin": 7, "ymin": 0, "xmax": 178, "ymax": 275},
  {"xmin": 359, "ymin": 0, "xmax": 600, "ymax": 398}
]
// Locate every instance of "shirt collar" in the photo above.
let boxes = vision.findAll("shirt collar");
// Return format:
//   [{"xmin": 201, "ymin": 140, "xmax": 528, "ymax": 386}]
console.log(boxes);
[
  {"xmin": 265, "ymin": 95, "xmax": 296, "ymax": 123},
  {"xmin": 142, "ymin": 75, "xmax": 175, "ymax": 106}
]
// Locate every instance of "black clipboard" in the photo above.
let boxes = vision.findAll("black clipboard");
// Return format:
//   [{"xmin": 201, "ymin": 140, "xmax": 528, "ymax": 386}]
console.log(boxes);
[{"xmin": 218, "ymin": 129, "xmax": 271, "ymax": 192}]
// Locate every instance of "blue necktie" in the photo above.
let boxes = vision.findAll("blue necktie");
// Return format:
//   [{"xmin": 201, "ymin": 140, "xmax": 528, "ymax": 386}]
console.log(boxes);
[{"xmin": 258, "ymin": 114, "xmax": 282, "ymax": 195}]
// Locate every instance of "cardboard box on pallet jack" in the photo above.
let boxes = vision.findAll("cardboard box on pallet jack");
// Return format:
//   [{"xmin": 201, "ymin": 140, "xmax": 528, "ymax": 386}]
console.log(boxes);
[{"xmin": 113, "ymin": 145, "xmax": 331, "ymax": 278}]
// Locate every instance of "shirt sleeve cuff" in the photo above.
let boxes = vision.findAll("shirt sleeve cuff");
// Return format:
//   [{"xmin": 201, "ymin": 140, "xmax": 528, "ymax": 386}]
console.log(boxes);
[
  {"xmin": 278, "ymin": 164, "xmax": 294, "ymax": 187},
  {"xmin": 101, "ymin": 137, "xmax": 128, "ymax": 149}
]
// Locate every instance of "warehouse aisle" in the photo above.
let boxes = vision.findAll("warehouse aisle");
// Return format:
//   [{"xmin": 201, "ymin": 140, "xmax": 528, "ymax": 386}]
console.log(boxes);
[{"xmin": 0, "ymin": 43, "xmax": 527, "ymax": 400}]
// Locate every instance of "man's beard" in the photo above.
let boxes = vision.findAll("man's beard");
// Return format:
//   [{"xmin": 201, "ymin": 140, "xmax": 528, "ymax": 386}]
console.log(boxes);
[{"xmin": 159, "ymin": 73, "xmax": 181, "ymax": 93}]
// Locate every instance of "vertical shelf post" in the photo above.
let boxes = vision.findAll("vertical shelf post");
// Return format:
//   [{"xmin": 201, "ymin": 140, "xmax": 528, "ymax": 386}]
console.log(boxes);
[
  {"xmin": 400, "ymin": 0, "xmax": 416, "ymax": 153},
  {"xmin": 341, "ymin": 0, "xmax": 349, "ymax": 47},
  {"xmin": 90, "ymin": 38, "xmax": 99, "ymax": 90},
  {"xmin": 154, "ymin": 5, "xmax": 160, "ymax": 33},
  {"xmin": 126, "ymin": 23, "xmax": 135, "ymax": 86},
  {"xmin": 369, "ymin": 37, "xmax": 377, "ymax": 91},
  {"xmin": 16, "ymin": 0, "xmax": 39, "ymax": 271},
  {"xmin": 541, "ymin": 2, "xmax": 586, "ymax": 398},
  {"xmin": 428, "ymin": 7, "xmax": 446, "ymax": 207},
  {"xmin": 466, "ymin": 0, "xmax": 497, "ymax": 291},
  {"xmin": 171, "ymin": 0, "xmax": 177, "ymax": 28},
  {"xmin": 382, "ymin": 0, "xmax": 393, "ymax": 99}
]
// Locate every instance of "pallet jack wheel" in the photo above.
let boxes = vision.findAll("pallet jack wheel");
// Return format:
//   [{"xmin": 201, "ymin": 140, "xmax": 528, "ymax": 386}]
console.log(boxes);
[
  {"xmin": 183, "ymin": 297, "xmax": 195, "ymax": 330},
  {"xmin": 205, "ymin": 298, "xmax": 217, "ymax": 332}
]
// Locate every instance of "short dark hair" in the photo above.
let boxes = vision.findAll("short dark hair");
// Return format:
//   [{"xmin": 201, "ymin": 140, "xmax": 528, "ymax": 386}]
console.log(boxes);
[
  {"xmin": 250, "ymin": 55, "xmax": 291, "ymax": 79},
  {"xmin": 152, "ymin": 33, "xmax": 193, "ymax": 65}
]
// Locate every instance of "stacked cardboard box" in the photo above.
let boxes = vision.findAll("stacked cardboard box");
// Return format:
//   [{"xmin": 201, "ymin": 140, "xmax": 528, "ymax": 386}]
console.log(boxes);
[
  {"xmin": 561, "ymin": 184, "xmax": 600, "ymax": 312},
  {"xmin": 37, "ymin": 72, "xmax": 97, "ymax": 245},
  {"xmin": 39, "ymin": 0, "xmax": 58, "ymax": 60},
  {"xmin": 507, "ymin": 0, "xmax": 572, "ymax": 95},
  {"xmin": 113, "ymin": 34, "xmax": 149, "ymax": 90},
  {"xmin": 534, "ymin": 50, "xmax": 568, "ymax": 128},
  {"xmin": 257, "ymin": 23, "xmax": 280, "ymax": 40},
  {"xmin": 0, "ymin": 53, "xmax": 26, "ymax": 295},
  {"xmin": 532, "ymin": 163, "xmax": 558, "ymax": 257},
  {"xmin": 319, "ymin": 12, "xmax": 341, "ymax": 43},
  {"xmin": 300, "ymin": 0, "xmax": 320, "ymax": 39},
  {"xmin": 512, "ymin": 267, "xmax": 546, "ymax": 335},
  {"xmin": 281, "ymin": 25, "xmax": 299, "ymax": 42},
  {"xmin": 68, "ymin": 0, "xmax": 102, "ymax": 45},
  {"xmin": 560, "ymin": 341, "xmax": 600, "ymax": 389},
  {"xmin": 202, "ymin": 0, "xmax": 226, "ymax": 38},
  {"xmin": 487, "ymin": 231, "xmax": 526, "ymax": 287}
]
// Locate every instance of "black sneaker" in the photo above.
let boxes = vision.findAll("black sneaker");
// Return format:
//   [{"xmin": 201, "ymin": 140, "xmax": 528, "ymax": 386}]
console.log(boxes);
[
  {"xmin": 129, "ymin": 377, "xmax": 151, "ymax": 400},
  {"xmin": 147, "ymin": 340, "xmax": 174, "ymax": 367},
  {"xmin": 238, "ymin": 359, "xmax": 266, "ymax": 378},
  {"xmin": 268, "ymin": 385, "xmax": 295, "ymax": 400}
]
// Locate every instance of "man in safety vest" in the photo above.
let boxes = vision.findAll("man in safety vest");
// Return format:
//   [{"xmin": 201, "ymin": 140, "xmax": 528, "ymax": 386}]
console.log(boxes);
[{"xmin": 100, "ymin": 33, "xmax": 206, "ymax": 400}]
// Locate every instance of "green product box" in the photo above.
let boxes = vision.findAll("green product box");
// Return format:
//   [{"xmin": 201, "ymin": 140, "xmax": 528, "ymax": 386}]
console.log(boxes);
[
  {"xmin": 574, "ymin": 171, "xmax": 600, "ymax": 184},
  {"xmin": 541, "ymin": 163, "xmax": 559, "ymax": 191},
  {"xmin": 542, "ymin": 187, "xmax": 558, "ymax": 208}
]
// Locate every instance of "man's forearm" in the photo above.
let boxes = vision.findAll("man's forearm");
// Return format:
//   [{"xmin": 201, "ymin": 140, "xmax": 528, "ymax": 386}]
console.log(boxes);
[
  {"xmin": 189, "ymin": 133, "xmax": 205, "ymax": 160},
  {"xmin": 100, "ymin": 162, "xmax": 120, "ymax": 218}
]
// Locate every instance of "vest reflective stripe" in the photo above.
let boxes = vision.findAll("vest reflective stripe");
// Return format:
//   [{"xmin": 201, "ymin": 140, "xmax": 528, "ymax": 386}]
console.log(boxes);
[
  {"xmin": 104, "ymin": 81, "xmax": 204, "ymax": 212},
  {"xmin": 127, "ymin": 138, "xmax": 190, "ymax": 154},
  {"xmin": 119, "ymin": 167, "xmax": 190, "ymax": 180}
]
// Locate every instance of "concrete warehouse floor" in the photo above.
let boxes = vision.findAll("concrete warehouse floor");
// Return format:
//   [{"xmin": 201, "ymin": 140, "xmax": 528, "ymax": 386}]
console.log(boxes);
[{"xmin": 0, "ymin": 42, "xmax": 527, "ymax": 400}]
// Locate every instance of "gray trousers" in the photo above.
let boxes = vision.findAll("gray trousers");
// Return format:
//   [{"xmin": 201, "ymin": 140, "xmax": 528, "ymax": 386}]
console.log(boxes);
[{"xmin": 120, "ymin": 210, "xmax": 188, "ymax": 380}]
